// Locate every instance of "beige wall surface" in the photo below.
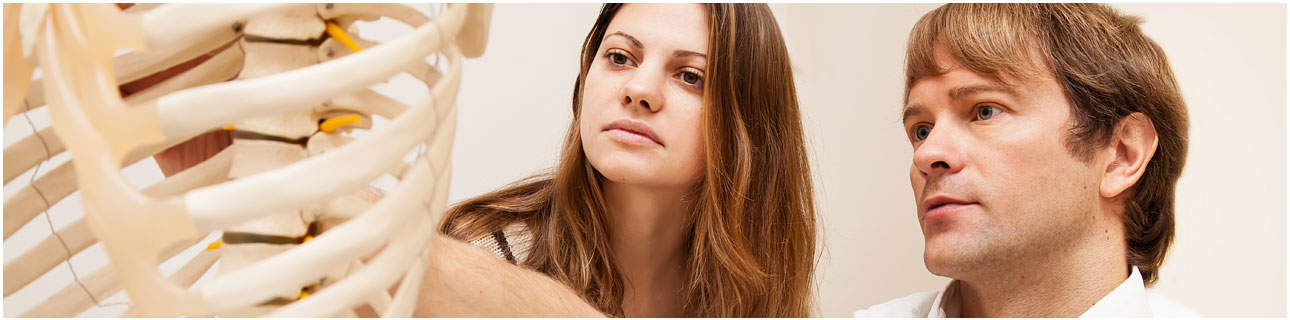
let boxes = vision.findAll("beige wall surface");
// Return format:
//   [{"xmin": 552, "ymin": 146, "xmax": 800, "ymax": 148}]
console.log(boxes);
[{"xmin": 3, "ymin": 3, "xmax": 1284, "ymax": 318}]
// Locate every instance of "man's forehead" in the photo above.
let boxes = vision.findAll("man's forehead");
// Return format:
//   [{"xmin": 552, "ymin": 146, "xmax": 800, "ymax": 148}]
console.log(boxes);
[
  {"xmin": 901, "ymin": 70, "xmax": 1026, "ymax": 123},
  {"xmin": 926, "ymin": 40, "xmax": 1053, "ymax": 87},
  {"xmin": 901, "ymin": 42, "xmax": 1059, "ymax": 121},
  {"xmin": 905, "ymin": 72, "xmax": 1020, "ymax": 104}
]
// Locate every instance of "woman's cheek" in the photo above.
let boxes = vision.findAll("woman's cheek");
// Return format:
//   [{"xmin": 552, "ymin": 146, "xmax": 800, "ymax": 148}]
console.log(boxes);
[{"xmin": 680, "ymin": 109, "xmax": 708, "ymax": 184}]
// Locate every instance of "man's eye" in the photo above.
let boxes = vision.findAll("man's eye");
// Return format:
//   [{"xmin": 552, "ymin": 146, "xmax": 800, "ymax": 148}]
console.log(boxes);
[
  {"xmin": 977, "ymin": 105, "xmax": 1000, "ymax": 120},
  {"xmin": 913, "ymin": 125, "xmax": 932, "ymax": 141}
]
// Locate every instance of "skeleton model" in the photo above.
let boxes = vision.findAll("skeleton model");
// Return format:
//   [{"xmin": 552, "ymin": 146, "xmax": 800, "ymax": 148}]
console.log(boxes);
[{"xmin": 3, "ymin": 3, "xmax": 492, "ymax": 317}]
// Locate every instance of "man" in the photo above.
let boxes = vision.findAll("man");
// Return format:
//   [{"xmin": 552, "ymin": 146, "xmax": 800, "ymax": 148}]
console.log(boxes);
[{"xmin": 859, "ymin": 4, "xmax": 1196, "ymax": 317}]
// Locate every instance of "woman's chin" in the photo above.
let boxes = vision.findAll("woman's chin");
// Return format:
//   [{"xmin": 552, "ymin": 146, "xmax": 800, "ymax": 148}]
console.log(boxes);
[
  {"xmin": 594, "ymin": 165, "xmax": 687, "ymax": 189},
  {"xmin": 587, "ymin": 150, "xmax": 699, "ymax": 188},
  {"xmin": 597, "ymin": 166, "xmax": 663, "ymax": 186}
]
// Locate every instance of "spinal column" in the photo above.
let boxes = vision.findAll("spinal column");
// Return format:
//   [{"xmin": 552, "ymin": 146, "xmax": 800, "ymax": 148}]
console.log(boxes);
[{"xmin": 2, "ymin": 3, "xmax": 493, "ymax": 317}]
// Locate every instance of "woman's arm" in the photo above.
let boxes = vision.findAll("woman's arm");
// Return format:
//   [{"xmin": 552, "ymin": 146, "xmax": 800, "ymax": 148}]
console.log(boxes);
[{"xmin": 415, "ymin": 234, "xmax": 604, "ymax": 317}]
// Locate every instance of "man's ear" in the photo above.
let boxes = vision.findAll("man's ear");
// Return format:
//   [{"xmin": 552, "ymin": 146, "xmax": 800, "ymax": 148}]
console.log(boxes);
[{"xmin": 1100, "ymin": 112, "xmax": 1159, "ymax": 199}]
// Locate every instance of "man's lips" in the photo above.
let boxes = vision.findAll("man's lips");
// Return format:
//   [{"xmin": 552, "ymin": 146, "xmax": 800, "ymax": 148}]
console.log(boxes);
[
  {"xmin": 603, "ymin": 119, "xmax": 663, "ymax": 146},
  {"xmin": 922, "ymin": 195, "xmax": 978, "ymax": 222}
]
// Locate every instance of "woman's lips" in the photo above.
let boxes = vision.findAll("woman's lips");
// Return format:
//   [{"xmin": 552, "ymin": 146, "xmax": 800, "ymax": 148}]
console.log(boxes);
[
  {"xmin": 603, "ymin": 119, "xmax": 663, "ymax": 146},
  {"xmin": 605, "ymin": 129, "xmax": 662, "ymax": 146}
]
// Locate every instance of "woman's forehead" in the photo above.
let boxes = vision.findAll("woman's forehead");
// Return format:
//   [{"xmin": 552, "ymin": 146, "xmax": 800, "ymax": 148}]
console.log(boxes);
[{"xmin": 604, "ymin": 4, "xmax": 709, "ymax": 54}]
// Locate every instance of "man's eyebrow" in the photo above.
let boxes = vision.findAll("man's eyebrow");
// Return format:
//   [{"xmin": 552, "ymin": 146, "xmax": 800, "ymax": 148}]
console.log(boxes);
[
  {"xmin": 949, "ymin": 84, "xmax": 1016, "ymax": 101},
  {"xmin": 605, "ymin": 31, "xmax": 643, "ymax": 49},
  {"xmin": 900, "ymin": 103, "xmax": 923, "ymax": 123},
  {"xmin": 901, "ymin": 84, "xmax": 1015, "ymax": 123},
  {"xmin": 673, "ymin": 49, "xmax": 707, "ymax": 59}
]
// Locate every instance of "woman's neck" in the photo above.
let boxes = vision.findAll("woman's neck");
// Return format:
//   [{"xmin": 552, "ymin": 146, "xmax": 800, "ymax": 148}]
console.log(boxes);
[{"xmin": 602, "ymin": 180, "xmax": 693, "ymax": 317}]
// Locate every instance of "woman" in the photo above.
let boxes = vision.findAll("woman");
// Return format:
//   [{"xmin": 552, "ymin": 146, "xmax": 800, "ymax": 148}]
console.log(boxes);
[{"xmin": 438, "ymin": 3, "xmax": 817, "ymax": 317}]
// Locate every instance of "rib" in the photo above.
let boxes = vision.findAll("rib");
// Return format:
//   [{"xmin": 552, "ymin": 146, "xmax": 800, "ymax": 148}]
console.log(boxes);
[{"xmin": 3, "ymin": 126, "xmax": 66, "ymax": 184}]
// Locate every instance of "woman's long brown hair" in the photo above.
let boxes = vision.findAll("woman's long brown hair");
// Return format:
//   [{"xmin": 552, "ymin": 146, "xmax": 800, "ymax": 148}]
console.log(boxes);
[{"xmin": 439, "ymin": 4, "xmax": 816, "ymax": 317}]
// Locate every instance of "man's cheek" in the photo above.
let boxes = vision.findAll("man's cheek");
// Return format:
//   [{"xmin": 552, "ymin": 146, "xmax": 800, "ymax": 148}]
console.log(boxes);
[{"xmin": 910, "ymin": 178, "xmax": 926, "ymax": 199}]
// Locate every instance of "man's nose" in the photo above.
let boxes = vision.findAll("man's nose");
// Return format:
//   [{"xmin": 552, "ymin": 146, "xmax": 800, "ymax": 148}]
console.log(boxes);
[{"xmin": 912, "ymin": 125, "xmax": 966, "ymax": 179}]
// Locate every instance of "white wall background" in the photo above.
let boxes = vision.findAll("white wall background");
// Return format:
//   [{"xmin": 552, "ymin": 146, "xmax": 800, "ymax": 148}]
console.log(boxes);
[
  {"xmin": 3, "ymin": 3, "xmax": 1284, "ymax": 318},
  {"xmin": 447, "ymin": 4, "xmax": 600, "ymax": 203}
]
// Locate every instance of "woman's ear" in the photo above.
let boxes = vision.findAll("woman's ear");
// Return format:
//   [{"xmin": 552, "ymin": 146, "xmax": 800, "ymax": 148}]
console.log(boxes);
[{"xmin": 1100, "ymin": 112, "xmax": 1159, "ymax": 199}]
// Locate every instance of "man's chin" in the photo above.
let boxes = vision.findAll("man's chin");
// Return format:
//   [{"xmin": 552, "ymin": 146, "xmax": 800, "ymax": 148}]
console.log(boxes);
[{"xmin": 922, "ymin": 238, "xmax": 984, "ymax": 277}]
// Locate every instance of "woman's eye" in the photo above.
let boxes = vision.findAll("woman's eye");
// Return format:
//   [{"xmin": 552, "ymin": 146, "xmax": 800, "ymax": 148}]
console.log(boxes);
[
  {"xmin": 607, "ymin": 51, "xmax": 630, "ymax": 66},
  {"xmin": 680, "ymin": 71, "xmax": 704, "ymax": 86},
  {"xmin": 976, "ymin": 105, "xmax": 1000, "ymax": 120},
  {"xmin": 913, "ymin": 125, "xmax": 932, "ymax": 141}
]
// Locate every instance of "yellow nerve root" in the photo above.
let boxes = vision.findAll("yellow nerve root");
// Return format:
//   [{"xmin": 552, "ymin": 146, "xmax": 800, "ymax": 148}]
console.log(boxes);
[
  {"xmin": 319, "ymin": 114, "xmax": 361, "ymax": 133},
  {"xmin": 325, "ymin": 21, "xmax": 363, "ymax": 52}
]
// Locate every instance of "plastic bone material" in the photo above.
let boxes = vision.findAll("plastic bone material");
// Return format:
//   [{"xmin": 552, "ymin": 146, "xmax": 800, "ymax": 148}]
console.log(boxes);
[{"xmin": 2, "ymin": 3, "xmax": 493, "ymax": 317}]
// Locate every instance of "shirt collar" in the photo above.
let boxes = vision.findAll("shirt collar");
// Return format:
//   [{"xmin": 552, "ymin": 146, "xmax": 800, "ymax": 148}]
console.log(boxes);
[
  {"xmin": 1080, "ymin": 266, "xmax": 1153, "ymax": 317},
  {"xmin": 928, "ymin": 280, "xmax": 960, "ymax": 318},
  {"xmin": 930, "ymin": 267, "xmax": 1152, "ymax": 318}
]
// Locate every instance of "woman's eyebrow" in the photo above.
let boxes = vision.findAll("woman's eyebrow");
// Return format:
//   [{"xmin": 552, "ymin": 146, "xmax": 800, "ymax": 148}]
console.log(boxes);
[
  {"xmin": 605, "ymin": 31, "xmax": 706, "ymax": 60},
  {"xmin": 605, "ymin": 31, "xmax": 643, "ymax": 49},
  {"xmin": 673, "ymin": 50, "xmax": 706, "ymax": 59}
]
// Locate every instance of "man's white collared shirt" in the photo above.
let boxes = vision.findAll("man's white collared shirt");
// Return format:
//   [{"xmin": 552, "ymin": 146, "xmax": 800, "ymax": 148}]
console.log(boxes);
[{"xmin": 854, "ymin": 267, "xmax": 1201, "ymax": 317}]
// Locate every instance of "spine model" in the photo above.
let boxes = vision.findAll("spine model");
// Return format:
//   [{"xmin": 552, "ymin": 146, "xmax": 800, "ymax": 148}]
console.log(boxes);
[{"xmin": 2, "ymin": 3, "xmax": 494, "ymax": 317}]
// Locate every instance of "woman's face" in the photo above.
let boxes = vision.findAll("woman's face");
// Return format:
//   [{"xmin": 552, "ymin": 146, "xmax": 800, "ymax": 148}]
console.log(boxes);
[{"xmin": 580, "ymin": 3, "xmax": 709, "ymax": 189}]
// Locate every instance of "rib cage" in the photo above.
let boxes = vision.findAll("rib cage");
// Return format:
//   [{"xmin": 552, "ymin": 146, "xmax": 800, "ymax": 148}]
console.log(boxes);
[{"xmin": 2, "ymin": 3, "xmax": 493, "ymax": 317}]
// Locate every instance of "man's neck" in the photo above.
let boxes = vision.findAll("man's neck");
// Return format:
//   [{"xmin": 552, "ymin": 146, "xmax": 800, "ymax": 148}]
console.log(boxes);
[
  {"xmin": 957, "ymin": 230, "xmax": 1129, "ymax": 317},
  {"xmin": 602, "ymin": 180, "xmax": 692, "ymax": 317}
]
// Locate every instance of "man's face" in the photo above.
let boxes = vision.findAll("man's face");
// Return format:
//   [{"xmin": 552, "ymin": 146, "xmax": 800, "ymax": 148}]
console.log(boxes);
[{"xmin": 902, "ymin": 45, "xmax": 1103, "ymax": 278}]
